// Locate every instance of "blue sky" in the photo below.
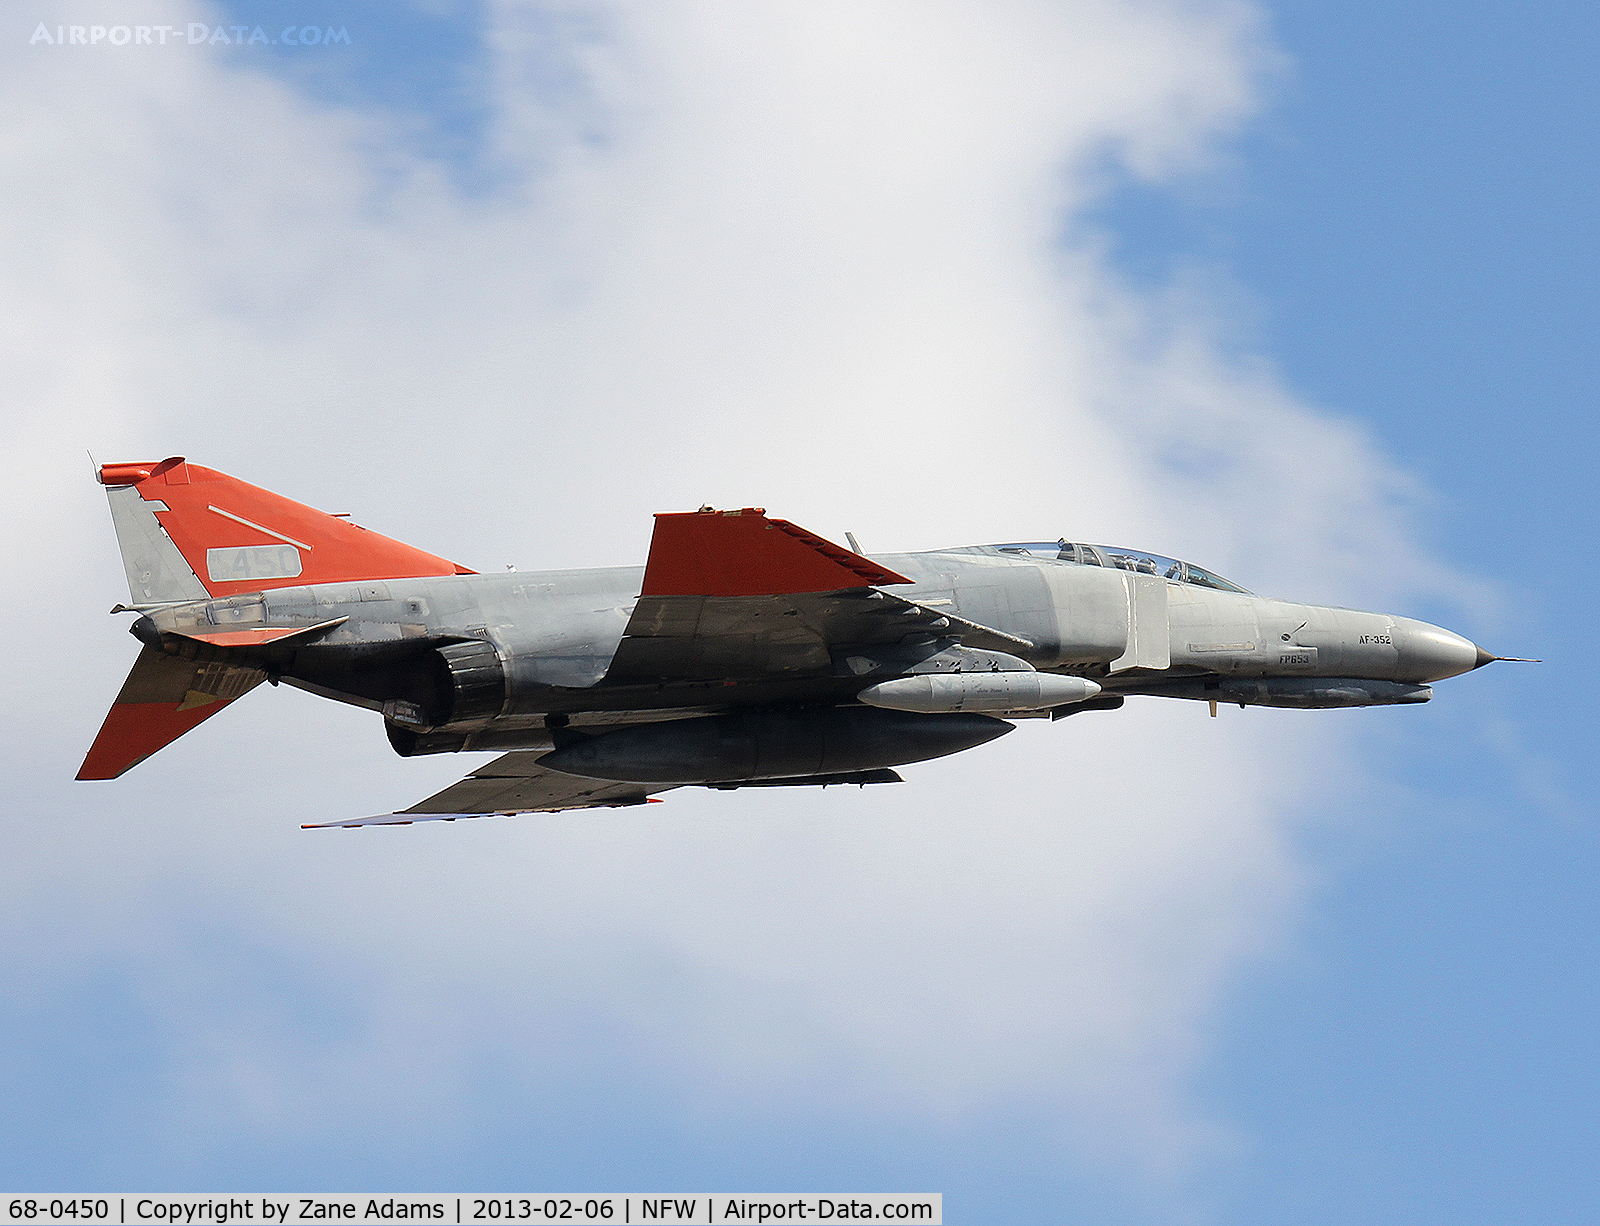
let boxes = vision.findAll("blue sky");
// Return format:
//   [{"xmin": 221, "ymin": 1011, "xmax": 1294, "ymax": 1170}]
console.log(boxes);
[
  {"xmin": 2, "ymin": 3, "xmax": 1593, "ymax": 1223},
  {"xmin": 1105, "ymin": 3, "xmax": 1598, "ymax": 1220},
  {"xmin": 1163, "ymin": 4, "xmax": 1598, "ymax": 1221}
]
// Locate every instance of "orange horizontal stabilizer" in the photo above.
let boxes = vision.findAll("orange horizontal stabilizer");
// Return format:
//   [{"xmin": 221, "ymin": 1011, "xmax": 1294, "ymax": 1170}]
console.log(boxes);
[
  {"xmin": 76, "ymin": 646, "xmax": 267, "ymax": 780},
  {"xmin": 77, "ymin": 699, "xmax": 236, "ymax": 780},
  {"xmin": 640, "ymin": 508, "xmax": 911, "ymax": 597}
]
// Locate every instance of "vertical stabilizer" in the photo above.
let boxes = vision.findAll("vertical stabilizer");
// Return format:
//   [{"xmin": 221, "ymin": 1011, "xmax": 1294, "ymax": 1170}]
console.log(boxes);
[
  {"xmin": 96, "ymin": 456, "xmax": 472, "ymax": 601},
  {"xmin": 106, "ymin": 484, "xmax": 210, "ymax": 606}
]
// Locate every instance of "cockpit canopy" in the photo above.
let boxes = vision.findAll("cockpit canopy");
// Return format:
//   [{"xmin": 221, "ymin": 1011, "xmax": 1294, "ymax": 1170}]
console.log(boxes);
[{"xmin": 992, "ymin": 540, "xmax": 1250, "ymax": 593}]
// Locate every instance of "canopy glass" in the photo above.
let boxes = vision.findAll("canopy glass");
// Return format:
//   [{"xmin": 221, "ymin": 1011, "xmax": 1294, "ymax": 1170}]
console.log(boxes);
[{"xmin": 992, "ymin": 541, "xmax": 1251, "ymax": 594}]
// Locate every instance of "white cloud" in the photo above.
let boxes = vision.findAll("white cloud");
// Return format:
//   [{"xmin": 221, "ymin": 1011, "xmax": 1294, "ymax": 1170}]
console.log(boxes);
[{"xmin": 0, "ymin": 0, "xmax": 1450, "ymax": 1197}]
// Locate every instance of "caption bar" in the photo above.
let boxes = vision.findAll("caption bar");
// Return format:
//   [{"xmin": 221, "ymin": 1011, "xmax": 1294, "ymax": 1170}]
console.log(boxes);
[{"xmin": 3, "ymin": 1198, "xmax": 939, "ymax": 1225}]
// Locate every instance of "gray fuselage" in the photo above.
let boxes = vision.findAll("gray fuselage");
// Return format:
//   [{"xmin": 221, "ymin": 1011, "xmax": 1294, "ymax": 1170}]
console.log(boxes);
[{"xmin": 138, "ymin": 542, "xmax": 1480, "ymax": 758}]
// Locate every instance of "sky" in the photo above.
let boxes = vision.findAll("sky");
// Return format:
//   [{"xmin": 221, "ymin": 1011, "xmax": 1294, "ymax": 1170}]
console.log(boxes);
[{"xmin": 1, "ymin": 2, "xmax": 1593, "ymax": 1223}]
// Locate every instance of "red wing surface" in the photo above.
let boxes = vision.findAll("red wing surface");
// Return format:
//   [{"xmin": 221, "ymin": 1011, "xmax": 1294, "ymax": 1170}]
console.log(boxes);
[
  {"xmin": 641, "ymin": 507, "xmax": 910, "ymax": 597},
  {"xmin": 606, "ymin": 508, "xmax": 1029, "ymax": 685}
]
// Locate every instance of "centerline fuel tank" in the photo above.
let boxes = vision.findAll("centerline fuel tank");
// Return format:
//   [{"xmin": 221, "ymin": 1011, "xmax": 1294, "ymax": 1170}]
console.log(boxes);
[{"xmin": 537, "ymin": 707, "xmax": 1012, "ymax": 784}]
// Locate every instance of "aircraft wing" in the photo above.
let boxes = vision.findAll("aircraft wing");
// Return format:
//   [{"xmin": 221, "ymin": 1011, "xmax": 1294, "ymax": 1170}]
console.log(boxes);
[
  {"xmin": 603, "ymin": 507, "xmax": 1032, "ymax": 684},
  {"xmin": 303, "ymin": 751, "xmax": 675, "ymax": 828}
]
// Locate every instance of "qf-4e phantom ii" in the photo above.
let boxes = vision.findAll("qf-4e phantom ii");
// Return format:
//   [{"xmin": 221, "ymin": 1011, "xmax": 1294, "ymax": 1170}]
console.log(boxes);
[{"xmin": 78, "ymin": 458, "xmax": 1525, "ymax": 827}]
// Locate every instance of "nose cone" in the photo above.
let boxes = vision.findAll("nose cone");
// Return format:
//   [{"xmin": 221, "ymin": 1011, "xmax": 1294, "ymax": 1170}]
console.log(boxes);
[{"xmin": 1393, "ymin": 618, "xmax": 1482, "ymax": 682}]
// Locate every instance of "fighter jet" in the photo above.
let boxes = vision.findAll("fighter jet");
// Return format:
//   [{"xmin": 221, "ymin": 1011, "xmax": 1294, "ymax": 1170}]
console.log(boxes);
[{"xmin": 78, "ymin": 457, "xmax": 1521, "ymax": 827}]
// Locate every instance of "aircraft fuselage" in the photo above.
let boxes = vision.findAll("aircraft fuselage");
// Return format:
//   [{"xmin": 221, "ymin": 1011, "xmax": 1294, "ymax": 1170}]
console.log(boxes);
[
  {"xmin": 83, "ymin": 459, "xmax": 1511, "ymax": 817},
  {"xmin": 131, "ymin": 543, "xmax": 1481, "ymax": 761}
]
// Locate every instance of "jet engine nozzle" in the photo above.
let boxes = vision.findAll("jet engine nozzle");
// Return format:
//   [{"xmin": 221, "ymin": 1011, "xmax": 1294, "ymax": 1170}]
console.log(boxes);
[{"xmin": 857, "ymin": 671, "xmax": 1101, "ymax": 713}]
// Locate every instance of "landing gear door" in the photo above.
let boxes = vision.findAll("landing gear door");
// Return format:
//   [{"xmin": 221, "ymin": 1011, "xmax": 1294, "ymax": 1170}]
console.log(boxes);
[{"xmin": 1110, "ymin": 572, "xmax": 1170, "ymax": 672}]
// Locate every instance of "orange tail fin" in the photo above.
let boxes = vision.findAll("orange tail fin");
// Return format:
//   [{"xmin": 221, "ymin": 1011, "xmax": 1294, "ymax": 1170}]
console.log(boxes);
[{"xmin": 99, "ymin": 456, "xmax": 473, "ymax": 603}]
